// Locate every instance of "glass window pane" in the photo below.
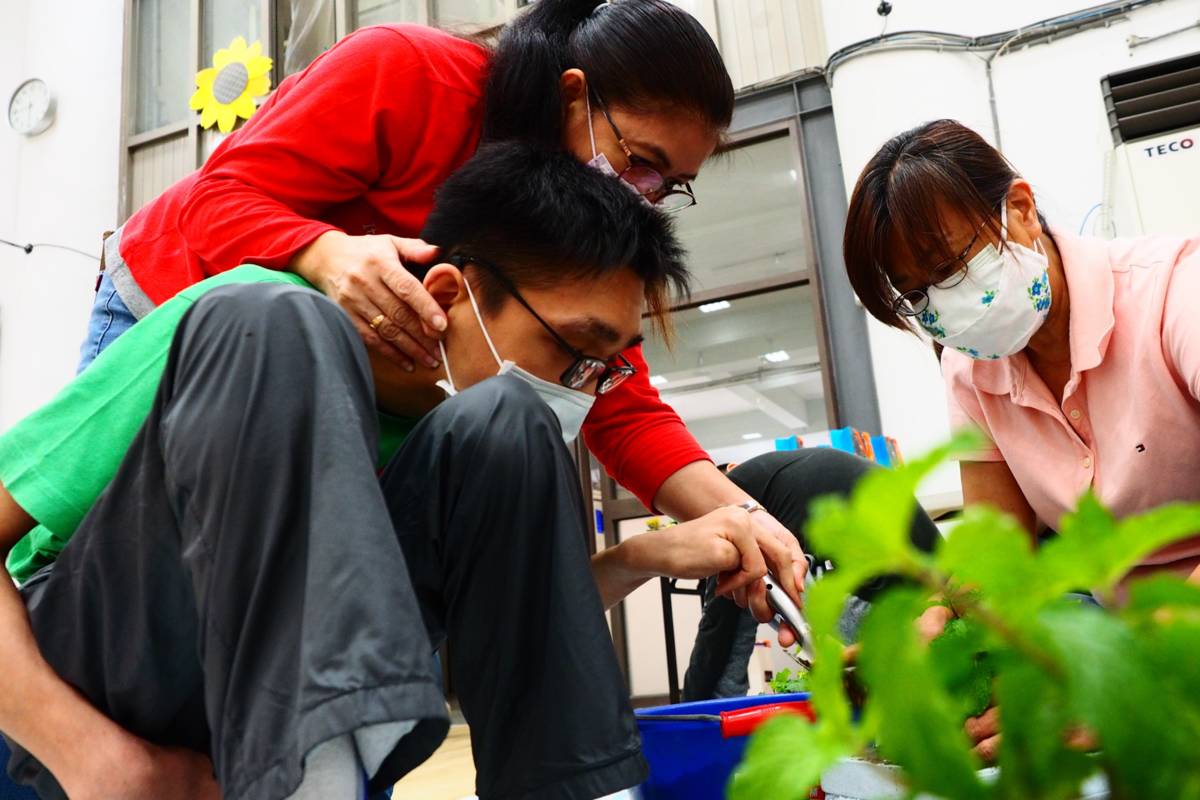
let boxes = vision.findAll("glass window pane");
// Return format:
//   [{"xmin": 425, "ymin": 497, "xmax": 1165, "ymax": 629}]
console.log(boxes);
[
  {"xmin": 433, "ymin": 0, "xmax": 516, "ymax": 29},
  {"xmin": 640, "ymin": 286, "xmax": 828, "ymax": 467},
  {"xmin": 278, "ymin": 0, "xmax": 336, "ymax": 75},
  {"xmin": 134, "ymin": 0, "xmax": 192, "ymax": 133},
  {"xmin": 674, "ymin": 133, "xmax": 813, "ymax": 294},
  {"xmin": 357, "ymin": 0, "xmax": 426, "ymax": 27},
  {"xmin": 203, "ymin": 0, "xmax": 266, "ymax": 66}
]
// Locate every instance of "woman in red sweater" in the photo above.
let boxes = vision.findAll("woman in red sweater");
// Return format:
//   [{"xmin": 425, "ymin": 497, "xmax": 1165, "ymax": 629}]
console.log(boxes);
[{"xmin": 85, "ymin": 0, "xmax": 816, "ymax": 637}]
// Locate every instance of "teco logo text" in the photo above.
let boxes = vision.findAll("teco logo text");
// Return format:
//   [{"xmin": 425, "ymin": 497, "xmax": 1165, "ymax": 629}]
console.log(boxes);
[{"xmin": 1143, "ymin": 137, "xmax": 1194, "ymax": 157}]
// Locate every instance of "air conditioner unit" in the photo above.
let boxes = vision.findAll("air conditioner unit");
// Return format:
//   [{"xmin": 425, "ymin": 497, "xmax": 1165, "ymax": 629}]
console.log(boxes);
[{"xmin": 1102, "ymin": 52, "xmax": 1200, "ymax": 235}]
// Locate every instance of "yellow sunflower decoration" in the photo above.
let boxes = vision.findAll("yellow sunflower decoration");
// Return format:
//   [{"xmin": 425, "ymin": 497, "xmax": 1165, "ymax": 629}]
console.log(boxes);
[{"xmin": 190, "ymin": 37, "xmax": 273, "ymax": 133}]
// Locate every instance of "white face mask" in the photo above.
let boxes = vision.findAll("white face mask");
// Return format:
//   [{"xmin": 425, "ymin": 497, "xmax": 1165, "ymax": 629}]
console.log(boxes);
[
  {"xmin": 436, "ymin": 278, "xmax": 597, "ymax": 445},
  {"xmin": 916, "ymin": 204, "xmax": 1052, "ymax": 360}
]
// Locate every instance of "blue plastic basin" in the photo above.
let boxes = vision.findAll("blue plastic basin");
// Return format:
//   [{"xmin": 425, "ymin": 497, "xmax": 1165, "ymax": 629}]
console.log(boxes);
[{"xmin": 636, "ymin": 693, "xmax": 810, "ymax": 800}]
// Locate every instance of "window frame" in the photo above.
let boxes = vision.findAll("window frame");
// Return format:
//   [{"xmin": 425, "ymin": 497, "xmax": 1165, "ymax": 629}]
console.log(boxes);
[
  {"xmin": 347, "ymin": 0, "xmax": 533, "ymax": 31},
  {"xmin": 118, "ymin": 0, "xmax": 528, "ymax": 221},
  {"xmin": 593, "ymin": 118, "xmax": 835, "ymax": 524},
  {"xmin": 119, "ymin": 0, "xmax": 336, "ymax": 222},
  {"xmin": 591, "ymin": 73, "xmax": 879, "ymax": 688}
]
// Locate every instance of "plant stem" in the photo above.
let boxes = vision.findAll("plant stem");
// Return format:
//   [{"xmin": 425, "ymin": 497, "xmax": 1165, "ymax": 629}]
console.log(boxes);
[{"xmin": 912, "ymin": 566, "xmax": 1065, "ymax": 679}]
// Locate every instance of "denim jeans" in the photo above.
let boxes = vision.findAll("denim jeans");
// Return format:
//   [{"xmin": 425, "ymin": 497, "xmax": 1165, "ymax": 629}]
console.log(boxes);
[
  {"xmin": 76, "ymin": 271, "xmax": 138, "ymax": 374},
  {"xmin": 0, "ymin": 738, "xmax": 34, "ymax": 800}
]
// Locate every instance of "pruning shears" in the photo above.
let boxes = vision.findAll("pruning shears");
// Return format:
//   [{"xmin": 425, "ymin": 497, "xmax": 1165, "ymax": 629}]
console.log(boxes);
[{"xmin": 765, "ymin": 572, "xmax": 816, "ymax": 668}]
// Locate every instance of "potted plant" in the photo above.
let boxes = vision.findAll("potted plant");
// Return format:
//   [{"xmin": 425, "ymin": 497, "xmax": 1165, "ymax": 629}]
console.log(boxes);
[{"xmin": 730, "ymin": 432, "xmax": 1200, "ymax": 800}]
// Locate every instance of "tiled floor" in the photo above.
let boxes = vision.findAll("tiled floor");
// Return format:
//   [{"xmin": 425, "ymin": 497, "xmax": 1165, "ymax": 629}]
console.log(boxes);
[{"xmin": 392, "ymin": 725, "xmax": 476, "ymax": 799}]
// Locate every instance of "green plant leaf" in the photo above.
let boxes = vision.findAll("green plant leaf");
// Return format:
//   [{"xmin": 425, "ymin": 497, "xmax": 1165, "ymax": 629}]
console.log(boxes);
[
  {"xmin": 727, "ymin": 713, "xmax": 859, "ymax": 800},
  {"xmin": 936, "ymin": 505, "xmax": 1044, "ymax": 620},
  {"xmin": 806, "ymin": 430, "xmax": 983, "ymax": 593},
  {"xmin": 1122, "ymin": 576, "xmax": 1200, "ymax": 722},
  {"xmin": 807, "ymin": 628, "xmax": 858, "ymax": 737},
  {"xmin": 802, "ymin": 570, "xmax": 860, "ymax": 648},
  {"xmin": 992, "ymin": 657, "xmax": 1091, "ymax": 800},
  {"xmin": 928, "ymin": 617, "xmax": 995, "ymax": 720},
  {"xmin": 857, "ymin": 588, "xmax": 991, "ymax": 800},
  {"xmin": 770, "ymin": 667, "xmax": 808, "ymax": 695},
  {"xmin": 1040, "ymin": 604, "xmax": 1200, "ymax": 798},
  {"xmin": 1123, "ymin": 573, "xmax": 1200, "ymax": 614},
  {"xmin": 733, "ymin": 435, "xmax": 1200, "ymax": 800},
  {"xmin": 1040, "ymin": 495, "xmax": 1200, "ymax": 600},
  {"xmin": 805, "ymin": 495, "xmax": 902, "ymax": 591}
]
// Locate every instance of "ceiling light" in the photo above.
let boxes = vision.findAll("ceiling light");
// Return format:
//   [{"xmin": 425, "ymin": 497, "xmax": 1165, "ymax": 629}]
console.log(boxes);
[
  {"xmin": 699, "ymin": 300, "xmax": 731, "ymax": 313},
  {"xmin": 763, "ymin": 350, "xmax": 790, "ymax": 363},
  {"xmin": 742, "ymin": 432, "xmax": 763, "ymax": 440},
  {"xmin": 649, "ymin": 375, "xmax": 669, "ymax": 387}
]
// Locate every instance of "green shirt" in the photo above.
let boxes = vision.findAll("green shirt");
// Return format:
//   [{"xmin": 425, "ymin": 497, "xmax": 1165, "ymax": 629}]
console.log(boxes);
[{"xmin": 2, "ymin": 266, "xmax": 418, "ymax": 584}]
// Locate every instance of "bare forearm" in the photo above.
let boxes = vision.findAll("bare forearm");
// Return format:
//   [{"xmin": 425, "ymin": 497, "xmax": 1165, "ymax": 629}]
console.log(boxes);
[
  {"xmin": 590, "ymin": 542, "xmax": 653, "ymax": 611},
  {"xmin": 589, "ymin": 516, "xmax": 745, "ymax": 610},
  {"xmin": 652, "ymin": 461, "xmax": 752, "ymax": 522}
]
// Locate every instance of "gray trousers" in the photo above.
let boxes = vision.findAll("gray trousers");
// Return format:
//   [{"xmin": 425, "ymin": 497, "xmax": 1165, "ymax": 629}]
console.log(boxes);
[{"xmin": 9, "ymin": 283, "xmax": 644, "ymax": 800}]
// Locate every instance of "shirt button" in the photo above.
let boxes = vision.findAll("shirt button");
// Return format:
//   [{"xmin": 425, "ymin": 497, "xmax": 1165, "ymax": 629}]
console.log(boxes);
[
  {"xmin": 1069, "ymin": 409, "xmax": 1081, "ymax": 420},
  {"xmin": 1082, "ymin": 456, "xmax": 1093, "ymax": 469}
]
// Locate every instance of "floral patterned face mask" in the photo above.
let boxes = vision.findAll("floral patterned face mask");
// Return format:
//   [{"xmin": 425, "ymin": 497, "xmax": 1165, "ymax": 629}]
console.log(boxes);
[{"xmin": 917, "ymin": 204, "xmax": 1052, "ymax": 360}]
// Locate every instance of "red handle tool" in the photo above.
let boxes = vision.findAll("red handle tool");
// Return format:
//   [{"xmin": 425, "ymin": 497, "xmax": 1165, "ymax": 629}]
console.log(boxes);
[{"xmin": 718, "ymin": 699, "xmax": 815, "ymax": 738}]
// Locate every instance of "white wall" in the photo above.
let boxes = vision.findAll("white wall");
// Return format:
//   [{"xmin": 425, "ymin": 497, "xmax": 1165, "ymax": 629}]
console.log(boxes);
[
  {"xmin": 821, "ymin": 0, "xmax": 1200, "ymax": 503},
  {"xmin": 0, "ymin": 1, "xmax": 124, "ymax": 429},
  {"xmin": 670, "ymin": 0, "xmax": 828, "ymax": 89}
]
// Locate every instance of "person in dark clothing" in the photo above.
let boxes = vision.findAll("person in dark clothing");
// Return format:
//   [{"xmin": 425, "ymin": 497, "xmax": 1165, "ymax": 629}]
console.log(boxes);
[
  {"xmin": 684, "ymin": 449, "xmax": 942, "ymax": 700},
  {"xmin": 0, "ymin": 143, "xmax": 756, "ymax": 800}
]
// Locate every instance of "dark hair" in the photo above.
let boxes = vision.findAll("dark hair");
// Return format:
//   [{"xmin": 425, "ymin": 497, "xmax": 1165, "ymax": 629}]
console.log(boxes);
[
  {"xmin": 843, "ymin": 119, "xmax": 1049, "ymax": 331},
  {"xmin": 482, "ymin": 0, "xmax": 734, "ymax": 147},
  {"xmin": 421, "ymin": 141, "xmax": 690, "ymax": 330}
]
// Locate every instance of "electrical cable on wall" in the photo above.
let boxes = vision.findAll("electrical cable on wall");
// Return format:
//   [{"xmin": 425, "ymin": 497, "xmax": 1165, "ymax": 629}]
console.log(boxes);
[
  {"xmin": 819, "ymin": 0, "xmax": 1167, "ymax": 149},
  {"xmin": 877, "ymin": 1, "xmax": 893, "ymax": 37},
  {"xmin": 1078, "ymin": 202, "xmax": 1104, "ymax": 235},
  {"xmin": 0, "ymin": 237, "xmax": 99, "ymax": 262},
  {"xmin": 825, "ymin": 1, "xmax": 1166, "ymax": 79}
]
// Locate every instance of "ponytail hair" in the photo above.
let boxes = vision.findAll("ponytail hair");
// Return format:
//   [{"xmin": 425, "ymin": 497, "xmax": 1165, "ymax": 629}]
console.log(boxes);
[{"xmin": 483, "ymin": 0, "xmax": 734, "ymax": 147}]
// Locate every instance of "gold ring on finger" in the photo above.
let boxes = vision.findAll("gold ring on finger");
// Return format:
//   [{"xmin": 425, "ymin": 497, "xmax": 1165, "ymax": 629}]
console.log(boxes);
[{"xmin": 368, "ymin": 313, "xmax": 386, "ymax": 331}]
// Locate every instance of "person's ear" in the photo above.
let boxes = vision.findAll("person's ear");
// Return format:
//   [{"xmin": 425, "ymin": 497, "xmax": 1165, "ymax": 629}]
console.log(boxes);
[
  {"xmin": 560, "ymin": 68, "xmax": 596, "ymax": 162},
  {"xmin": 423, "ymin": 263, "xmax": 466, "ymax": 313},
  {"xmin": 559, "ymin": 68, "xmax": 588, "ymax": 108},
  {"xmin": 1008, "ymin": 179, "xmax": 1042, "ymax": 242}
]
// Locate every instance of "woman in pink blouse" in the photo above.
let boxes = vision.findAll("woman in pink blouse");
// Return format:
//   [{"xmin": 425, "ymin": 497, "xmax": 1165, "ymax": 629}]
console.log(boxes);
[
  {"xmin": 841, "ymin": 118, "xmax": 1200, "ymax": 757},
  {"xmin": 843, "ymin": 119, "xmax": 1200, "ymax": 586}
]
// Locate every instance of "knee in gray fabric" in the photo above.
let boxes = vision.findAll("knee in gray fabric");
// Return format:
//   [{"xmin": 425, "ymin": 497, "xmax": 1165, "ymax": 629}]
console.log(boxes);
[
  {"xmin": 187, "ymin": 282, "xmax": 357, "ymax": 349},
  {"xmin": 436, "ymin": 373, "xmax": 565, "ymax": 453},
  {"xmin": 178, "ymin": 283, "xmax": 369, "ymax": 378}
]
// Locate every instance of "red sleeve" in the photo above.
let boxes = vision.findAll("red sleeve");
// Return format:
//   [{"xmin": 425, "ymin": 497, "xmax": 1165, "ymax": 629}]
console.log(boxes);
[
  {"xmin": 177, "ymin": 27, "xmax": 434, "ymax": 271},
  {"xmin": 583, "ymin": 343, "xmax": 711, "ymax": 510}
]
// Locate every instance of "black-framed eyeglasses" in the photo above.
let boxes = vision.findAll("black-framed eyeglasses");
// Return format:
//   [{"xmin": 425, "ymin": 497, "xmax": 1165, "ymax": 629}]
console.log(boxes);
[
  {"xmin": 891, "ymin": 215, "xmax": 992, "ymax": 317},
  {"xmin": 593, "ymin": 95, "xmax": 697, "ymax": 213},
  {"xmin": 450, "ymin": 255, "xmax": 637, "ymax": 395}
]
